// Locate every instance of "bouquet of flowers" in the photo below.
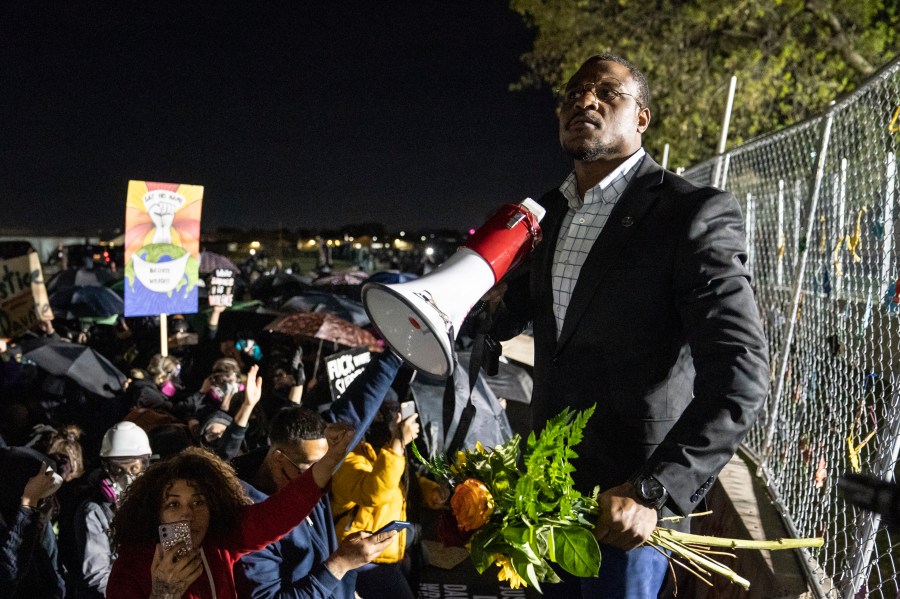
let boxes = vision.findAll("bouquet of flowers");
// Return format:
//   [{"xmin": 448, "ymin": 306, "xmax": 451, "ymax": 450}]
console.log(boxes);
[
  {"xmin": 414, "ymin": 406, "xmax": 600, "ymax": 592},
  {"xmin": 415, "ymin": 405, "xmax": 824, "ymax": 593}
]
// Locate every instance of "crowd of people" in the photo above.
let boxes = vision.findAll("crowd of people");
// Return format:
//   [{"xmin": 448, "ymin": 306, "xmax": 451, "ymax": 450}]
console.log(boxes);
[{"xmin": 0, "ymin": 269, "xmax": 439, "ymax": 599}]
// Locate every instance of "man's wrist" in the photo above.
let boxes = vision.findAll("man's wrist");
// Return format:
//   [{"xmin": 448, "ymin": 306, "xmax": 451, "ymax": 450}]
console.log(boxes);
[
  {"xmin": 628, "ymin": 473, "xmax": 669, "ymax": 511},
  {"xmin": 323, "ymin": 555, "xmax": 348, "ymax": 580}
]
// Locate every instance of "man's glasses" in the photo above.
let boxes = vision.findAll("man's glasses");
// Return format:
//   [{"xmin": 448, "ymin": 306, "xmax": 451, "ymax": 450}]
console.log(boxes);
[
  {"xmin": 277, "ymin": 449, "xmax": 307, "ymax": 474},
  {"xmin": 557, "ymin": 80, "xmax": 642, "ymax": 109}
]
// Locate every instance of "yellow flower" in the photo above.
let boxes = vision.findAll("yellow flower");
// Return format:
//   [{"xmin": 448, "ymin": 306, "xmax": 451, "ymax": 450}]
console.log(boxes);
[
  {"xmin": 494, "ymin": 554, "xmax": 527, "ymax": 589},
  {"xmin": 475, "ymin": 441, "xmax": 486, "ymax": 454},
  {"xmin": 450, "ymin": 451, "xmax": 467, "ymax": 475},
  {"xmin": 451, "ymin": 478, "xmax": 495, "ymax": 531}
]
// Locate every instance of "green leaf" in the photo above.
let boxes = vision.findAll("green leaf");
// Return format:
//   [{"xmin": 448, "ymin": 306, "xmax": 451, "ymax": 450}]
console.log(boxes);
[
  {"xmin": 521, "ymin": 561, "xmax": 542, "ymax": 593},
  {"xmin": 502, "ymin": 527, "xmax": 543, "ymax": 564},
  {"xmin": 552, "ymin": 526, "xmax": 601, "ymax": 578}
]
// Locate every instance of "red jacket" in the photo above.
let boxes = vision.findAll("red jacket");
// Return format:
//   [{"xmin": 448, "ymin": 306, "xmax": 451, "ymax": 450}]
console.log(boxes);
[{"xmin": 106, "ymin": 468, "xmax": 324, "ymax": 599}]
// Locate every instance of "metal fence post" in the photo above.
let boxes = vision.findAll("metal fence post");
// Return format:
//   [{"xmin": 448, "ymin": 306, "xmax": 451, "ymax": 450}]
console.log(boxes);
[{"xmin": 844, "ymin": 392, "xmax": 900, "ymax": 598}]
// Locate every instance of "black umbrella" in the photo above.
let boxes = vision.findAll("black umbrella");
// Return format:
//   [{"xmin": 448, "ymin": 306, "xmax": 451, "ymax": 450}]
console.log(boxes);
[
  {"xmin": 199, "ymin": 251, "xmax": 241, "ymax": 275},
  {"xmin": 47, "ymin": 267, "xmax": 118, "ymax": 293},
  {"xmin": 49, "ymin": 285, "xmax": 124, "ymax": 319},
  {"xmin": 24, "ymin": 342, "xmax": 127, "ymax": 398},
  {"xmin": 213, "ymin": 306, "xmax": 281, "ymax": 342},
  {"xmin": 249, "ymin": 272, "xmax": 311, "ymax": 305}
]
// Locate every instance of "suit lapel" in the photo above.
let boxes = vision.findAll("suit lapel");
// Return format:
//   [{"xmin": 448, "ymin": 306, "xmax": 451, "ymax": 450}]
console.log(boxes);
[
  {"xmin": 555, "ymin": 156, "xmax": 666, "ymax": 354},
  {"xmin": 535, "ymin": 191, "xmax": 568, "ymax": 343}
]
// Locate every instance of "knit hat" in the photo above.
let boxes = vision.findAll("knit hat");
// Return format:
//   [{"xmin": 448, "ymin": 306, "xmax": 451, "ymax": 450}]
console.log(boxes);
[{"xmin": 201, "ymin": 410, "xmax": 233, "ymax": 437}]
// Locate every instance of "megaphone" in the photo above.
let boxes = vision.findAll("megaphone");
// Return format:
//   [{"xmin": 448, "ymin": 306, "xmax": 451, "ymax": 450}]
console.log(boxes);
[{"xmin": 362, "ymin": 199, "xmax": 545, "ymax": 378}]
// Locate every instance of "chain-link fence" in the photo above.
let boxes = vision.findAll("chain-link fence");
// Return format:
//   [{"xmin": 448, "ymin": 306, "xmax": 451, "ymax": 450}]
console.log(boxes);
[{"xmin": 683, "ymin": 57, "xmax": 900, "ymax": 598}]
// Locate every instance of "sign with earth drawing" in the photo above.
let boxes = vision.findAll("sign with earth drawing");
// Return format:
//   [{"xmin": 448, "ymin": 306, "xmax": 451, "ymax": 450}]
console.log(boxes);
[{"xmin": 124, "ymin": 180, "xmax": 203, "ymax": 317}]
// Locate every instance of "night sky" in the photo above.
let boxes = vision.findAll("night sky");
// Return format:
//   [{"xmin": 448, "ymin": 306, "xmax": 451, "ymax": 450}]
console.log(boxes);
[{"xmin": 1, "ymin": 1, "xmax": 570, "ymax": 235}]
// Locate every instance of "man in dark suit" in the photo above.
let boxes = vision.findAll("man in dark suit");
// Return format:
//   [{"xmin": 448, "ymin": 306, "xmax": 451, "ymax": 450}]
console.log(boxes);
[{"xmin": 492, "ymin": 53, "xmax": 770, "ymax": 598}]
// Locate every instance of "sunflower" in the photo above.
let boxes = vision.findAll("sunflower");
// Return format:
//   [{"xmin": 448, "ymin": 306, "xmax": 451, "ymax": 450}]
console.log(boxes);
[{"xmin": 493, "ymin": 554, "xmax": 527, "ymax": 589}]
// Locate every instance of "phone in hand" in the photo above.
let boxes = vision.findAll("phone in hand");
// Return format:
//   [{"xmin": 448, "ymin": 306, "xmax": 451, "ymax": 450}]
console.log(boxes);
[
  {"xmin": 159, "ymin": 521, "xmax": 193, "ymax": 558},
  {"xmin": 400, "ymin": 400, "xmax": 416, "ymax": 420},
  {"xmin": 372, "ymin": 520, "xmax": 412, "ymax": 535}
]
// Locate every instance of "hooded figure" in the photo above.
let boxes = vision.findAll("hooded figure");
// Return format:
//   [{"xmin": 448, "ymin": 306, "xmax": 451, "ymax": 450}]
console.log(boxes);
[{"xmin": 0, "ymin": 446, "xmax": 66, "ymax": 599}]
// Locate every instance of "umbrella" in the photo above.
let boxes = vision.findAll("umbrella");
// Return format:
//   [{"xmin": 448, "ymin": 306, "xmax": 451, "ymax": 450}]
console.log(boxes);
[
  {"xmin": 249, "ymin": 272, "xmax": 311, "ymax": 304},
  {"xmin": 280, "ymin": 291, "xmax": 370, "ymax": 327},
  {"xmin": 47, "ymin": 267, "xmax": 118, "ymax": 292},
  {"xmin": 367, "ymin": 270, "xmax": 419, "ymax": 285},
  {"xmin": 211, "ymin": 304, "xmax": 280, "ymax": 342},
  {"xmin": 312, "ymin": 270, "xmax": 369, "ymax": 301},
  {"xmin": 49, "ymin": 285, "xmax": 124, "ymax": 319},
  {"xmin": 265, "ymin": 312, "xmax": 376, "ymax": 347},
  {"xmin": 199, "ymin": 251, "xmax": 241, "ymax": 275},
  {"xmin": 24, "ymin": 342, "xmax": 127, "ymax": 398},
  {"xmin": 313, "ymin": 270, "xmax": 369, "ymax": 287}
]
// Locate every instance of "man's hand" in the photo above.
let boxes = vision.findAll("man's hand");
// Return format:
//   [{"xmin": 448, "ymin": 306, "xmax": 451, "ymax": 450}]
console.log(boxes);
[
  {"xmin": 324, "ymin": 530, "xmax": 397, "ymax": 579},
  {"xmin": 21, "ymin": 462, "xmax": 60, "ymax": 507},
  {"xmin": 311, "ymin": 423, "xmax": 356, "ymax": 487},
  {"xmin": 594, "ymin": 482, "xmax": 658, "ymax": 551},
  {"xmin": 479, "ymin": 282, "xmax": 508, "ymax": 309}
]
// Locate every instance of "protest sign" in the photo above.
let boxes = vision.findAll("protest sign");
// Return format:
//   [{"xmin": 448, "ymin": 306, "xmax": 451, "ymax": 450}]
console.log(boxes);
[
  {"xmin": 123, "ymin": 180, "xmax": 203, "ymax": 317},
  {"xmin": 416, "ymin": 581, "xmax": 528, "ymax": 599},
  {"xmin": 207, "ymin": 268, "xmax": 235, "ymax": 307},
  {"xmin": 0, "ymin": 250, "xmax": 53, "ymax": 338},
  {"xmin": 324, "ymin": 345, "xmax": 372, "ymax": 401}
]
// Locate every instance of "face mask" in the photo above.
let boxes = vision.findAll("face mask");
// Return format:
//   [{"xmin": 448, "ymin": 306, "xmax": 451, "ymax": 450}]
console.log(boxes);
[
  {"xmin": 160, "ymin": 380, "xmax": 176, "ymax": 397},
  {"xmin": 99, "ymin": 478, "xmax": 119, "ymax": 505},
  {"xmin": 100, "ymin": 471, "xmax": 135, "ymax": 507}
]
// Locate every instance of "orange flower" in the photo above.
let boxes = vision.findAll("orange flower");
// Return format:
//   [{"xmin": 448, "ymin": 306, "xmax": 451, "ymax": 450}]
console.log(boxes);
[{"xmin": 451, "ymin": 478, "xmax": 495, "ymax": 531}]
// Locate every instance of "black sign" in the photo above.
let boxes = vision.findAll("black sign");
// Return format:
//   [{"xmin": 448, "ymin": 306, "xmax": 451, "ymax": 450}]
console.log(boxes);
[{"xmin": 324, "ymin": 345, "xmax": 372, "ymax": 401}]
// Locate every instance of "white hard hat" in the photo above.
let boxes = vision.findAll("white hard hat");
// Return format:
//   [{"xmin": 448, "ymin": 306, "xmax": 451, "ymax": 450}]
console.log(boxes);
[{"xmin": 100, "ymin": 422, "xmax": 152, "ymax": 458}]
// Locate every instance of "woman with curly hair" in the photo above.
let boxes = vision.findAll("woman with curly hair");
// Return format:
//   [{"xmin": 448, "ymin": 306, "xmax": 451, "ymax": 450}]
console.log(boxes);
[{"xmin": 105, "ymin": 374, "xmax": 358, "ymax": 599}]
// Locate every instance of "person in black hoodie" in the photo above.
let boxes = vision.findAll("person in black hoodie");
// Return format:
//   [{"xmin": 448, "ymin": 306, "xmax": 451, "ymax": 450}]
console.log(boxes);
[{"xmin": 0, "ymin": 446, "xmax": 66, "ymax": 599}]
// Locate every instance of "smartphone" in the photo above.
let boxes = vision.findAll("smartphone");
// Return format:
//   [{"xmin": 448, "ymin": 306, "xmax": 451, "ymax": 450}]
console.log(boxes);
[
  {"xmin": 400, "ymin": 400, "xmax": 416, "ymax": 420},
  {"xmin": 373, "ymin": 520, "xmax": 412, "ymax": 535},
  {"xmin": 159, "ymin": 521, "xmax": 193, "ymax": 557}
]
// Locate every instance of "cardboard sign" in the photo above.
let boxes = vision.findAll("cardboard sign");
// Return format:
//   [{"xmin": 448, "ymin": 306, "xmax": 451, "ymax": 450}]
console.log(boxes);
[
  {"xmin": 0, "ymin": 250, "xmax": 53, "ymax": 338},
  {"xmin": 207, "ymin": 268, "xmax": 235, "ymax": 307},
  {"xmin": 123, "ymin": 180, "xmax": 204, "ymax": 317},
  {"xmin": 324, "ymin": 346, "xmax": 372, "ymax": 401},
  {"xmin": 416, "ymin": 582, "xmax": 527, "ymax": 599}
]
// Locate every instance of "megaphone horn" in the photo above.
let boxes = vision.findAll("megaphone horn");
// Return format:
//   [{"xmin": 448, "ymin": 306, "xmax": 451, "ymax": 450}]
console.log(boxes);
[{"xmin": 362, "ymin": 198, "xmax": 545, "ymax": 378}]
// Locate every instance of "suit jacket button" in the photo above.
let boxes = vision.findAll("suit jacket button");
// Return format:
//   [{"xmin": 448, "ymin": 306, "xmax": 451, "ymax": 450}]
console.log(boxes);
[
  {"xmin": 552, "ymin": 358, "xmax": 560, "ymax": 367},
  {"xmin": 621, "ymin": 216, "xmax": 634, "ymax": 227},
  {"xmin": 690, "ymin": 493, "xmax": 700, "ymax": 503}
]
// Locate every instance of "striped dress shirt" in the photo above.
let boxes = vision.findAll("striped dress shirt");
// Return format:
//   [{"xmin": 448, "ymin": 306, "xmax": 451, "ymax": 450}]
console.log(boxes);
[{"xmin": 552, "ymin": 148, "xmax": 646, "ymax": 337}]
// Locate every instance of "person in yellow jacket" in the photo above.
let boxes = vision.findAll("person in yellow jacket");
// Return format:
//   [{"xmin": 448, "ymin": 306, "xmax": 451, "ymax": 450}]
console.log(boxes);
[{"xmin": 331, "ymin": 401, "xmax": 420, "ymax": 599}]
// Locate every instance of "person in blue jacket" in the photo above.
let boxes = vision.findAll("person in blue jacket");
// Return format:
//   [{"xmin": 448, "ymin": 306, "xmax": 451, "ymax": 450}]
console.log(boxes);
[
  {"xmin": 233, "ymin": 350, "xmax": 403, "ymax": 598},
  {"xmin": 0, "ymin": 447, "xmax": 66, "ymax": 599}
]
